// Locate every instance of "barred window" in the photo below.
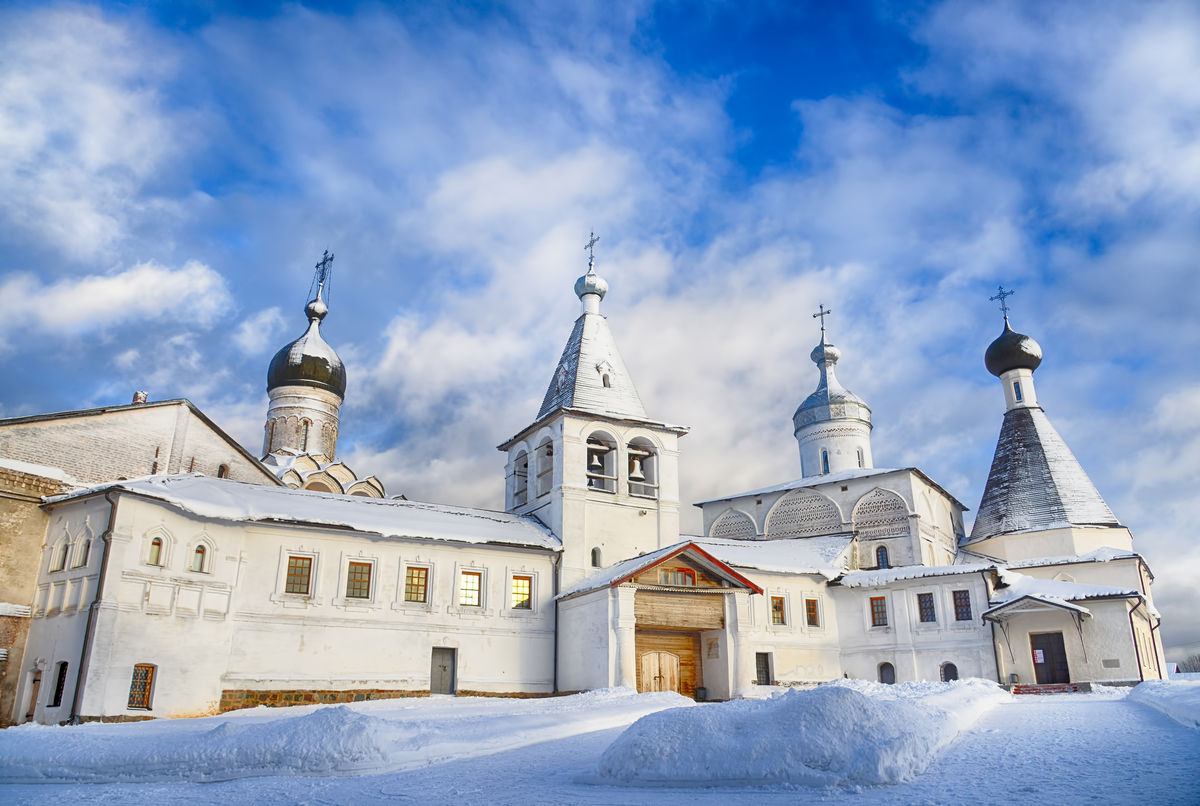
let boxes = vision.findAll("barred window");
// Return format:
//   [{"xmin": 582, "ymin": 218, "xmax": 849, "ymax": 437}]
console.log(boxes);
[
  {"xmin": 917, "ymin": 592, "xmax": 937, "ymax": 623},
  {"xmin": 345, "ymin": 561, "xmax": 372, "ymax": 599},
  {"xmin": 127, "ymin": 664, "xmax": 156, "ymax": 709},
  {"xmin": 459, "ymin": 571, "xmax": 482, "ymax": 607},
  {"xmin": 405, "ymin": 566, "xmax": 429, "ymax": 603},
  {"xmin": 870, "ymin": 596, "xmax": 888, "ymax": 627},
  {"xmin": 805, "ymin": 598, "xmax": 820, "ymax": 627},
  {"xmin": 953, "ymin": 590, "xmax": 972, "ymax": 621},
  {"xmin": 770, "ymin": 596, "xmax": 786, "ymax": 625},
  {"xmin": 285, "ymin": 555, "xmax": 312, "ymax": 595},
  {"xmin": 511, "ymin": 575, "xmax": 532, "ymax": 609}
]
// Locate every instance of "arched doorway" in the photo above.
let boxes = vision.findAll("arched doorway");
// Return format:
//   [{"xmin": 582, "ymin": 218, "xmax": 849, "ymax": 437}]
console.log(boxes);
[
  {"xmin": 878, "ymin": 662, "xmax": 896, "ymax": 684},
  {"xmin": 941, "ymin": 662, "xmax": 959, "ymax": 682},
  {"xmin": 639, "ymin": 651, "xmax": 681, "ymax": 693}
]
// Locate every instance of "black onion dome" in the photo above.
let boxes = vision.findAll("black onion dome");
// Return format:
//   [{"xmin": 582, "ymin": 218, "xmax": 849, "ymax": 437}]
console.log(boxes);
[
  {"xmin": 266, "ymin": 296, "xmax": 347, "ymax": 397},
  {"xmin": 985, "ymin": 320, "xmax": 1043, "ymax": 377}
]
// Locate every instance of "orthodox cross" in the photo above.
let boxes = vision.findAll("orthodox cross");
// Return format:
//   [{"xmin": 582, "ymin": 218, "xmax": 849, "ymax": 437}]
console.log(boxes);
[
  {"xmin": 812, "ymin": 303, "xmax": 832, "ymax": 337},
  {"xmin": 584, "ymin": 232, "xmax": 599, "ymax": 268},
  {"xmin": 989, "ymin": 284, "xmax": 1014, "ymax": 318},
  {"xmin": 315, "ymin": 250, "xmax": 335, "ymax": 287}
]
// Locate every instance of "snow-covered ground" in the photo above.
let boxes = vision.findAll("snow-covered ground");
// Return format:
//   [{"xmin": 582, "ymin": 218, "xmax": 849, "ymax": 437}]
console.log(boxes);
[{"xmin": 1, "ymin": 681, "xmax": 1198, "ymax": 805}]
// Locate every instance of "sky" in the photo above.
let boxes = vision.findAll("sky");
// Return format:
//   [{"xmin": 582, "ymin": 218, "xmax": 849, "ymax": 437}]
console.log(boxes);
[{"xmin": 1, "ymin": 0, "xmax": 1198, "ymax": 658}]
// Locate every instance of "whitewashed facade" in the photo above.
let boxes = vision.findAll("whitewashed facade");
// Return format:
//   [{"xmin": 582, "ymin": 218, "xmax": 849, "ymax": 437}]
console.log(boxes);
[{"xmin": 9, "ymin": 257, "xmax": 1168, "ymax": 723}]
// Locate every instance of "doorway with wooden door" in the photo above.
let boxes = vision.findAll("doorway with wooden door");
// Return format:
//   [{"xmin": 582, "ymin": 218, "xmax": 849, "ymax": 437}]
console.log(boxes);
[
  {"xmin": 635, "ymin": 629, "xmax": 700, "ymax": 697},
  {"xmin": 430, "ymin": 647, "xmax": 457, "ymax": 695},
  {"xmin": 1030, "ymin": 632, "xmax": 1070, "ymax": 684}
]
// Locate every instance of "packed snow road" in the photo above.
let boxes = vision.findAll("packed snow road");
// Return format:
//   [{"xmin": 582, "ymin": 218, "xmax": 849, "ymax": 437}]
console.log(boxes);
[{"xmin": 1, "ymin": 683, "xmax": 1197, "ymax": 804}]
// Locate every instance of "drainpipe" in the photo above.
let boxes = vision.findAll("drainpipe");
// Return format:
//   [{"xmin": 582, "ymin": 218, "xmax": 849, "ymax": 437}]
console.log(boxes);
[
  {"xmin": 552, "ymin": 551, "xmax": 561, "ymax": 694},
  {"xmin": 1127, "ymin": 598, "xmax": 1145, "ymax": 684},
  {"xmin": 1148, "ymin": 615, "xmax": 1164, "ymax": 680},
  {"xmin": 69, "ymin": 491, "xmax": 119, "ymax": 724}
]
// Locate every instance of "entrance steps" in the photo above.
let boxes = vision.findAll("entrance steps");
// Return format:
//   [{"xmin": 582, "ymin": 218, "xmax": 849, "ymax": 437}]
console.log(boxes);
[{"xmin": 1011, "ymin": 683, "xmax": 1089, "ymax": 695}]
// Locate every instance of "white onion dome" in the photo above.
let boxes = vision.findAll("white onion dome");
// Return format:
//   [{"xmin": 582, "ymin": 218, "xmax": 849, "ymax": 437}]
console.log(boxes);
[
  {"xmin": 574, "ymin": 265, "xmax": 608, "ymax": 300},
  {"xmin": 985, "ymin": 319, "xmax": 1043, "ymax": 377},
  {"xmin": 793, "ymin": 335, "xmax": 871, "ymax": 428},
  {"xmin": 267, "ymin": 289, "xmax": 347, "ymax": 397}
]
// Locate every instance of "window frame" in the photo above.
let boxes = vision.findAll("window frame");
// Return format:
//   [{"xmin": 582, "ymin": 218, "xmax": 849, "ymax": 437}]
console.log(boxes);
[
  {"xmin": 49, "ymin": 541, "xmax": 67, "ymax": 572},
  {"xmin": 953, "ymin": 589, "xmax": 973, "ymax": 622},
  {"xmin": 660, "ymin": 567, "xmax": 696, "ymax": 586},
  {"xmin": 875, "ymin": 545, "xmax": 890, "ymax": 569},
  {"xmin": 917, "ymin": 592, "xmax": 937, "ymax": 623},
  {"xmin": 458, "ymin": 570, "xmax": 484, "ymax": 608},
  {"xmin": 49, "ymin": 661, "xmax": 69, "ymax": 708},
  {"xmin": 402, "ymin": 564, "xmax": 431, "ymax": 605},
  {"xmin": 770, "ymin": 595, "xmax": 787, "ymax": 626},
  {"xmin": 127, "ymin": 663, "xmax": 156, "ymax": 710},
  {"xmin": 510, "ymin": 574, "xmax": 533, "ymax": 610},
  {"xmin": 870, "ymin": 595, "xmax": 889, "ymax": 627},
  {"xmin": 805, "ymin": 597, "xmax": 820, "ymax": 627},
  {"xmin": 344, "ymin": 560, "xmax": 373, "ymax": 600}
]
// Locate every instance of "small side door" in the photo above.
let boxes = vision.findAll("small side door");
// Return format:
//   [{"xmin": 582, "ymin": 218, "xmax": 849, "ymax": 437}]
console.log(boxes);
[{"xmin": 430, "ymin": 647, "xmax": 457, "ymax": 695}]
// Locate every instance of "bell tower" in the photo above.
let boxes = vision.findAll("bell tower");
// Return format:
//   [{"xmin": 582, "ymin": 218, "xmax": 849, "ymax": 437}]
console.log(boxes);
[{"xmin": 497, "ymin": 234, "xmax": 687, "ymax": 589}]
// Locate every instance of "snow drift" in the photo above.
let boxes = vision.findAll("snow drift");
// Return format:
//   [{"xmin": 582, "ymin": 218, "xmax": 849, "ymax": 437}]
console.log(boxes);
[
  {"xmin": 1128, "ymin": 680, "xmax": 1200, "ymax": 730},
  {"xmin": 0, "ymin": 688, "xmax": 692, "ymax": 784},
  {"xmin": 596, "ymin": 679, "xmax": 1009, "ymax": 788}
]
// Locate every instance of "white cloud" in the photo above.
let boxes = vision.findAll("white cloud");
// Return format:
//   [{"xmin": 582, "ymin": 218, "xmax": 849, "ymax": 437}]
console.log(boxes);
[
  {"xmin": 233, "ymin": 308, "xmax": 287, "ymax": 356},
  {"xmin": 0, "ymin": 261, "xmax": 231, "ymax": 339}
]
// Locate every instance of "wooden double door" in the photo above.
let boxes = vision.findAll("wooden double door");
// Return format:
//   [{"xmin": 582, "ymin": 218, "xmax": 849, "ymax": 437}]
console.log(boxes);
[{"xmin": 635, "ymin": 629, "xmax": 700, "ymax": 697}]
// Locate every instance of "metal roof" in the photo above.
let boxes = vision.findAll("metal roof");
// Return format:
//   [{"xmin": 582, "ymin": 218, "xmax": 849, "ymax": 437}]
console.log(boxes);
[{"xmin": 536, "ymin": 311, "xmax": 649, "ymax": 422}]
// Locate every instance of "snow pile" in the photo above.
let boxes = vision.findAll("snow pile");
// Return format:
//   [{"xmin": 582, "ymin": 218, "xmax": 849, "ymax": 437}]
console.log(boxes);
[
  {"xmin": 595, "ymin": 679, "xmax": 1009, "ymax": 788},
  {"xmin": 1128, "ymin": 680, "xmax": 1200, "ymax": 730},
  {"xmin": 0, "ymin": 688, "xmax": 692, "ymax": 784}
]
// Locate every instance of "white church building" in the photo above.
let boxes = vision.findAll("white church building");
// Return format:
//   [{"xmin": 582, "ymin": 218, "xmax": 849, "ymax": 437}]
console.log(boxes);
[{"xmin": 9, "ymin": 249, "xmax": 1167, "ymax": 723}]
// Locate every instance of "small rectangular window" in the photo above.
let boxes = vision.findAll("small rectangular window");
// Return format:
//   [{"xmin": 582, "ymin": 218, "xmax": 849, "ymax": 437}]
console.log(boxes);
[
  {"xmin": 285, "ymin": 555, "xmax": 312, "ymax": 595},
  {"xmin": 345, "ymin": 561, "xmax": 372, "ymax": 599},
  {"xmin": 870, "ymin": 596, "xmax": 888, "ymax": 627},
  {"xmin": 770, "ymin": 596, "xmax": 786, "ymax": 625},
  {"xmin": 510, "ymin": 575, "xmax": 532, "ymax": 609},
  {"xmin": 805, "ymin": 598, "xmax": 820, "ymax": 627},
  {"xmin": 127, "ymin": 664, "xmax": 156, "ymax": 709},
  {"xmin": 405, "ymin": 566, "xmax": 429, "ymax": 603},
  {"xmin": 660, "ymin": 568, "xmax": 696, "ymax": 586},
  {"xmin": 953, "ymin": 589, "xmax": 973, "ymax": 621},
  {"xmin": 918, "ymin": 592, "xmax": 937, "ymax": 623},
  {"xmin": 459, "ymin": 571, "xmax": 482, "ymax": 607},
  {"xmin": 1013, "ymin": 381, "xmax": 1023, "ymax": 402},
  {"xmin": 49, "ymin": 661, "xmax": 69, "ymax": 708}
]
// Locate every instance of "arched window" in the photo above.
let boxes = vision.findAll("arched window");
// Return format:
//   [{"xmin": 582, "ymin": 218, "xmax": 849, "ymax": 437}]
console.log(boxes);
[
  {"xmin": 192, "ymin": 545, "xmax": 207, "ymax": 573},
  {"xmin": 940, "ymin": 662, "xmax": 959, "ymax": 682},
  {"xmin": 536, "ymin": 439, "xmax": 554, "ymax": 497},
  {"xmin": 585, "ymin": 433, "xmax": 616, "ymax": 493},
  {"xmin": 73, "ymin": 539, "xmax": 90, "ymax": 568},
  {"xmin": 216, "ymin": 464, "xmax": 229, "ymax": 479},
  {"xmin": 148, "ymin": 537, "xmax": 163, "ymax": 566},
  {"xmin": 591, "ymin": 547, "xmax": 603, "ymax": 568},
  {"xmin": 50, "ymin": 542, "xmax": 67, "ymax": 572},
  {"xmin": 857, "ymin": 448, "xmax": 864, "ymax": 468},
  {"xmin": 821, "ymin": 449, "xmax": 830, "ymax": 474},
  {"xmin": 876, "ymin": 546, "xmax": 889, "ymax": 569},
  {"xmin": 878, "ymin": 662, "xmax": 896, "ymax": 684},
  {"xmin": 301, "ymin": 420, "xmax": 312, "ymax": 452},
  {"xmin": 513, "ymin": 450, "xmax": 529, "ymax": 506},
  {"xmin": 601, "ymin": 373, "xmax": 611, "ymax": 388},
  {"xmin": 627, "ymin": 437, "xmax": 658, "ymax": 499}
]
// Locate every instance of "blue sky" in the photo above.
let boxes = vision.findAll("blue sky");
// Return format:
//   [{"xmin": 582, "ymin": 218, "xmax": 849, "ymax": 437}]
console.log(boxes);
[{"xmin": 2, "ymin": 0, "xmax": 1198, "ymax": 657}]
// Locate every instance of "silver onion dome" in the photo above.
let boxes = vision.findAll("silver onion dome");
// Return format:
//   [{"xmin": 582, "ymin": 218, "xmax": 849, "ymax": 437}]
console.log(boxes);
[
  {"xmin": 984, "ymin": 319, "xmax": 1043, "ymax": 377},
  {"xmin": 574, "ymin": 266, "xmax": 608, "ymax": 300},
  {"xmin": 793, "ymin": 335, "xmax": 871, "ymax": 428},
  {"xmin": 267, "ymin": 289, "xmax": 347, "ymax": 397}
]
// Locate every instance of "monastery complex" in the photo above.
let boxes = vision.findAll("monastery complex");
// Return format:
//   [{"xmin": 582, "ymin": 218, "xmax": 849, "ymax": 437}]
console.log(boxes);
[{"xmin": 0, "ymin": 248, "xmax": 1167, "ymax": 724}]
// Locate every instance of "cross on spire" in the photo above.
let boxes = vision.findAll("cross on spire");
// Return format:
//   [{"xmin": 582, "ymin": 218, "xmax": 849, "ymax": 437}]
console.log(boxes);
[
  {"xmin": 584, "ymin": 232, "xmax": 599, "ymax": 270},
  {"xmin": 315, "ymin": 250, "xmax": 335, "ymax": 288},
  {"xmin": 989, "ymin": 284, "xmax": 1014, "ymax": 319},
  {"xmin": 813, "ymin": 303, "xmax": 832, "ymax": 338}
]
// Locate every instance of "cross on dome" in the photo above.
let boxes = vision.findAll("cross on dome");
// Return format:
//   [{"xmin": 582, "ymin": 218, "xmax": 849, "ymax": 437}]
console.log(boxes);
[
  {"xmin": 989, "ymin": 284, "xmax": 1014, "ymax": 319},
  {"xmin": 812, "ymin": 303, "xmax": 832, "ymax": 337}
]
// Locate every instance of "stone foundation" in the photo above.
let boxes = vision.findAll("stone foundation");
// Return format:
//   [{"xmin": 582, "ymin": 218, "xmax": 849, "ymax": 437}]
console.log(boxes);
[{"xmin": 219, "ymin": 687, "xmax": 567, "ymax": 712}]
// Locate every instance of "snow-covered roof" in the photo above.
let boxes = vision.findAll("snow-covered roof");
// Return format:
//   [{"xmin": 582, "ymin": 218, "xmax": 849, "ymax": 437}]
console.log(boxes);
[
  {"xmin": 836, "ymin": 563, "xmax": 996, "ymax": 588},
  {"xmin": 694, "ymin": 534, "xmax": 853, "ymax": 578},
  {"xmin": 558, "ymin": 540, "xmax": 763, "ymax": 598},
  {"xmin": 1003, "ymin": 546, "xmax": 1140, "ymax": 569},
  {"xmin": 695, "ymin": 466, "xmax": 967, "ymax": 511},
  {"xmin": 967, "ymin": 406, "xmax": 1120, "ymax": 545},
  {"xmin": 46, "ymin": 475, "xmax": 560, "ymax": 550},
  {"xmin": 0, "ymin": 456, "xmax": 78, "ymax": 486},
  {"xmin": 992, "ymin": 569, "xmax": 1138, "ymax": 604}
]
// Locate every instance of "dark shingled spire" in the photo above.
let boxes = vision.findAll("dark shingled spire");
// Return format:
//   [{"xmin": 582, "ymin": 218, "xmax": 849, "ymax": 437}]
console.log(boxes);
[{"xmin": 965, "ymin": 406, "xmax": 1119, "ymax": 546}]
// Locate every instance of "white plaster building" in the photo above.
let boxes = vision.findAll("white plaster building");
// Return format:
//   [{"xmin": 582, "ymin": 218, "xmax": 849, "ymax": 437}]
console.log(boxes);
[{"xmin": 8, "ymin": 252, "xmax": 1167, "ymax": 724}]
